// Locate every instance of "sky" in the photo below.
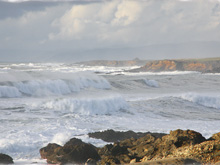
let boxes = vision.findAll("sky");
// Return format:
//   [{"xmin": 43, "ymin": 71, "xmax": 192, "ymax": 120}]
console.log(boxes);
[{"xmin": 0, "ymin": 0, "xmax": 220, "ymax": 62}]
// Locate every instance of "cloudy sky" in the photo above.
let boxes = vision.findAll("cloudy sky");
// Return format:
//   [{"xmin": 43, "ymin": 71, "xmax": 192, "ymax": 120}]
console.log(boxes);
[{"xmin": 1, "ymin": 0, "xmax": 220, "ymax": 62}]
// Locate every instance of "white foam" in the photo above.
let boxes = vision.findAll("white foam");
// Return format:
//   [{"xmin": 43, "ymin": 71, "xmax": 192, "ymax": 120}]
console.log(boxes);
[
  {"xmin": 181, "ymin": 93, "xmax": 220, "ymax": 109},
  {"xmin": 143, "ymin": 79, "xmax": 159, "ymax": 88},
  {"xmin": 122, "ymin": 71, "xmax": 200, "ymax": 76},
  {"xmin": 41, "ymin": 95, "xmax": 128, "ymax": 115},
  {"xmin": 0, "ymin": 71, "xmax": 111, "ymax": 97}
]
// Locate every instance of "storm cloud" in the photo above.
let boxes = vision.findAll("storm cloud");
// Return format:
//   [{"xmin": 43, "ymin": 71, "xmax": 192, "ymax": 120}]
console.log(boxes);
[{"xmin": 0, "ymin": 0, "xmax": 220, "ymax": 62}]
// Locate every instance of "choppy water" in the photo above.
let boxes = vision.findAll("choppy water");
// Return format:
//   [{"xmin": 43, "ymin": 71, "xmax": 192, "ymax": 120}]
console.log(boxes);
[{"xmin": 0, "ymin": 63, "xmax": 220, "ymax": 163}]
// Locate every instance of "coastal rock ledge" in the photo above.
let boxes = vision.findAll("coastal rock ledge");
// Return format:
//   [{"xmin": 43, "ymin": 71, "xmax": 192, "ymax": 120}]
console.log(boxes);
[{"xmin": 40, "ymin": 129, "xmax": 220, "ymax": 165}]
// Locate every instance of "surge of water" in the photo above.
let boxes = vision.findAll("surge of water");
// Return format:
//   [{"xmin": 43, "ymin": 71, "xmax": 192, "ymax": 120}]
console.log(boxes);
[{"xmin": 0, "ymin": 63, "xmax": 220, "ymax": 164}]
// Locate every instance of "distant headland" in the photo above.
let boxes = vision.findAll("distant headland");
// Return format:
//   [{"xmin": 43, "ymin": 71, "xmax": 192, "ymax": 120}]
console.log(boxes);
[{"xmin": 77, "ymin": 57, "xmax": 220, "ymax": 73}]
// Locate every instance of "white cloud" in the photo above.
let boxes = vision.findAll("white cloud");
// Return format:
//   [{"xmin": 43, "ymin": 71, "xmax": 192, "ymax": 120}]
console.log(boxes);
[
  {"xmin": 1, "ymin": 0, "xmax": 220, "ymax": 61},
  {"xmin": 49, "ymin": 0, "xmax": 143, "ymax": 41}
]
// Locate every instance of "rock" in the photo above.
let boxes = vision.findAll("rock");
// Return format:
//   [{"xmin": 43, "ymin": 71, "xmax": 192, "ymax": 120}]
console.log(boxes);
[
  {"xmin": 39, "ymin": 143, "xmax": 62, "ymax": 159},
  {"xmin": 85, "ymin": 158, "xmax": 97, "ymax": 165},
  {"xmin": 40, "ymin": 129, "xmax": 220, "ymax": 164},
  {"xmin": 0, "ymin": 153, "xmax": 14, "ymax": 164},
  {"xmin": 141, "ymin": 157, "xmax": 201, "ymax": 165},
  {"xmin": 88, "ymin": 129, "xmax": 166, "ymax": 142},
  {"xmin": 164, "ymin": 129, "xmax": 206, "ymax": 148},
  {"xmin": 210, "ymin": 132, "xmax": 220, "ymax": 141},
  {"xmin": 189, "ymin": 140, "xmax": 220, "ymax": 163},
  {"xmin": 40, "ymin": 138, "xmax": 100, "ymax": 164}
]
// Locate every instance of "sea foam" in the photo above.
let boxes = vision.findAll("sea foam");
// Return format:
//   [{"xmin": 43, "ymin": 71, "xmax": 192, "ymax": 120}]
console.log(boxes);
[
  {"xmin": 143, "ymin": 79, "xmax": 159, "ymax": 88},
  {"xmin": 0, "ymin": 71, "xmax": 111, "ymax": 97},
  {"xmin": 181, "ymin": 93, "xmax": 220, "ymax": 109}
]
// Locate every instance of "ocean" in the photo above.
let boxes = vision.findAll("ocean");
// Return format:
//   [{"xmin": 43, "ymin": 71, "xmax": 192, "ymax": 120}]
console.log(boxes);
[{"xmin": 0, "ymin": 63, "xmax": 220, "ymax": 164}]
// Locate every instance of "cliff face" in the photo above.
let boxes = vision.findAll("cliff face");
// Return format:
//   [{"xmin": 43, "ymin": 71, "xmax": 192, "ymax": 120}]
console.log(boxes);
[{"xmin": 132, "ymin": 58, "xmax": 220, "ymax": 73}]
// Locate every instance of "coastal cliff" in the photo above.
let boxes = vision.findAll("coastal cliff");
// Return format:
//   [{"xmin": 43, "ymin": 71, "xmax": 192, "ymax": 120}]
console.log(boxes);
[{"xmin": 130, "ymin": 58, "xmax": 220, "ymax": 73}]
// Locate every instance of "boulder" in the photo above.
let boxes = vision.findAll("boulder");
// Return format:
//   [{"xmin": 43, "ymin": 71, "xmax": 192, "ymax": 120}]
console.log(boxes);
[
  {"xmin": 163, "ymin": 129, "xmax": 206, "ymax": 148},
  {"xmin": 40, "ymin": 138, "xmax": 100, "ymax": 164},
  {"xmin": 0, "ymin": 153, "xmax": 13, "ymax": 164},
  {"xmin": 39, "ymin": 143, "xmax": 62, "ymax": 159}
]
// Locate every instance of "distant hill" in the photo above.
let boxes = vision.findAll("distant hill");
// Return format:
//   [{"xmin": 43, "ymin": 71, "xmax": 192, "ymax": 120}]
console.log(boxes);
[
  {"xmin": 130, "ymin": 57, "xmax": 220, "ymax": 73},
  {"xmin": 76, "ymin": 58, "xmax": 149, "ymax": 67}
]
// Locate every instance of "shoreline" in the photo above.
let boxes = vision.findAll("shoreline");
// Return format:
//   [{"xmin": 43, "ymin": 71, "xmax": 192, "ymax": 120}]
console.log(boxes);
[{"xmin": 2, "ymin": 129, "xmax": 220, "ymax": 164}]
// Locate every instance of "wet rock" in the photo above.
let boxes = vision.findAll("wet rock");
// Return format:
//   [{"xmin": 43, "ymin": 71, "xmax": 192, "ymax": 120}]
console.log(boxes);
[
  {"xmin": 39, "ymin": 143, "xmax": 62, "ymax": 159},
  {"xmin": 40, "ymin": 138, "xmax": 100, "ymax": 164},
  {"xmin": 0, "ymin": 153, "xmax": 14, "ymax": 164},
  {"xmin": 88, "ymin": 129, "xmax": 166, "ymax": 142}
]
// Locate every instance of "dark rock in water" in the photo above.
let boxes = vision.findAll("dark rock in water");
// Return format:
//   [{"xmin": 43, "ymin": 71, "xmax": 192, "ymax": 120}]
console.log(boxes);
[
  {"xmin": 39, "ymin": 138, "xmax": 100, "ymax": 164},
  {"xmin": 0, "ymin": 153, "xmax": 14, "ymax": 164},
  {"xmin": 39, "ymin": 143, "xmax": 62, "ymax": 159},
  {"xmin": 88, "ymin": 129, "xmax": 166, "ymax": 142}
]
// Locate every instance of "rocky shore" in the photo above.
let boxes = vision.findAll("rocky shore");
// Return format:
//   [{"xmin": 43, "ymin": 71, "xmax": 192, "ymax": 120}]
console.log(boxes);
[
  {"xmin": 40, "ymin": 129, "xmax": 220, "ymax": 164},
  {"xmin": 76, "ymin": 57, "xmax": 220, "ymax": 73},
  {"xmin": 129, "ymin": 58, "xmax": 220, "ymax": 73}
]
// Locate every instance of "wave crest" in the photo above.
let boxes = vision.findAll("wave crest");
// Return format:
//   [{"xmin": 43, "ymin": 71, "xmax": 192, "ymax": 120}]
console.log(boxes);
[
  {"xmin": 0, "ymin": 72, "xmax": 111, "ymax": 98},
  {"xmin": 181, "ymin": 93, "xmax": 220, "ymax": 109},
  {"xmin": 41, "ymin": 96, "xmax": 128, "ymax": 115}
]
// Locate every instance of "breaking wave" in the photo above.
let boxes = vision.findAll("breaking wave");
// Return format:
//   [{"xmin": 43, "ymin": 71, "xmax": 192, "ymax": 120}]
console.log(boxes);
[
  {"xmin": 0, "ymin": 71, "xmax": 111, "ymax": 98},
  {"xmin": 143, "ymin": 79, "xmax": 159, "ymax": 88},
  {"xmin": 181, "ymin": 93, "xmax": 220, "ymax": 109},
  {"xmin": 41, "ymin": 95, "xmax": 128, "ymax": 115}
]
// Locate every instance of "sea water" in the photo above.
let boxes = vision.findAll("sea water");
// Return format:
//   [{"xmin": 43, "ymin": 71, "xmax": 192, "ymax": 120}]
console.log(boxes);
[{"xmin": 0, "ymin": 63, "xmax": 220, "ymax": 164}]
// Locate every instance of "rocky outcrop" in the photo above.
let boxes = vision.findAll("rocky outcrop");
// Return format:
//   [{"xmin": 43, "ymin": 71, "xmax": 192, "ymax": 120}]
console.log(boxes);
[
  {"xmin": 40, "ymin": 129, "xmax": 220, "ymax": 164},
  {"xmin": 130, "ymin": 58, "xmax": 220, "ymax": 73},
  {"xmin": 0, "ymin": 153, "xmax": 13, "ymax": 164},
  {"xmin": 88, "ymin": 129, "xmax": 166, "ymax": 142},
  {"xmin": 40, "ymin": 138, "xmax": 100, "ymax": 164}
]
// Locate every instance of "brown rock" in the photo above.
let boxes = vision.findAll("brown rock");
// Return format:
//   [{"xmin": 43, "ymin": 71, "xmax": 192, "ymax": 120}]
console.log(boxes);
[
  {"xmin": 40, "ymin": 138, "xmax": 100, "ymax": 164},
  {"xmin": 166, "ymin": 129, "xmax": 206, "ymax": 147},
  {"xmin": 39, "ymin": 143, "xmax": 62, "ymax": 159},
  {"xmin": 141, "ymin": 157, "xmax": 201, "ymax": 165},
  {"xmin": 210, "ymin": 132, "xmax": 220, "ymax": 141}
]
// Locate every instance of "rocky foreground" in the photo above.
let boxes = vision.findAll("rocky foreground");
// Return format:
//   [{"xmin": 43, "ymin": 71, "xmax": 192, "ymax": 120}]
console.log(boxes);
[{"xmin": 40, "ymin": 129, "xmax": 220, "ymax": 165}]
